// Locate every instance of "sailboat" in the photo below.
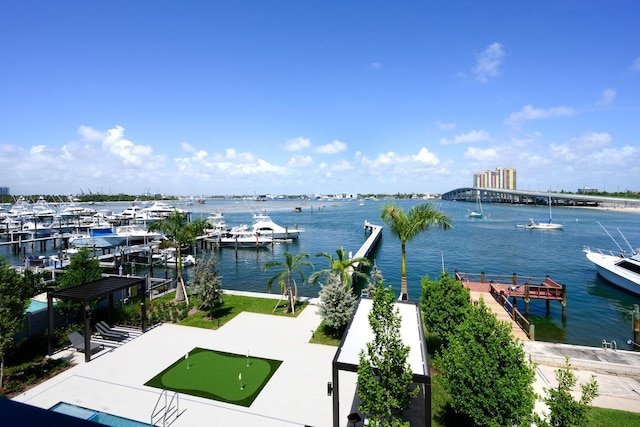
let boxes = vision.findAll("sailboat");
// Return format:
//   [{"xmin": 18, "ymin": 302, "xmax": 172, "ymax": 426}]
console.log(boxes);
[
  {"xmin": 467, "ymin": 191, "xmax": 483, "ymax": 218},
  {"xmin": 517, "ymin": 191, "xmax": 564, "ymax": 230}
]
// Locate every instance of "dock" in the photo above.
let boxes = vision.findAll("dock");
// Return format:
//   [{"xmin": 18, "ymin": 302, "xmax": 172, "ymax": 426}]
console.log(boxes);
[
  {"xmin": 347, "ymin": 221, "xmax": 383, "ymax": 284},
  {"xmin": 455, "ymin": 271, "xmax": 568, "ymax": 341}
]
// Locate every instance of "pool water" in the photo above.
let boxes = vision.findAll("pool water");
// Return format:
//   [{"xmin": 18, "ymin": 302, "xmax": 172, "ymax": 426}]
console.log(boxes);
[
  {"xmin": 27, "ymin": 299, "xmax": 48, "ymax": 313},
  {"xmin": 50, "ymin": 402, "xmax": 151, "ymax": 427}
]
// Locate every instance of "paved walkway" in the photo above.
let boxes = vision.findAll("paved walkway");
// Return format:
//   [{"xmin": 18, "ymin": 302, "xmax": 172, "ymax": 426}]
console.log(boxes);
[{"xmin": 525, "ymin": 341, "xmax": 640, "ymax": 414}]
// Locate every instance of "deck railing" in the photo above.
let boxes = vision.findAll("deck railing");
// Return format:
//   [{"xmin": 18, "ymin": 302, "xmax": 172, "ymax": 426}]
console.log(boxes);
[{"xmin": 496, "ymin": 291, "xmax": 535, "ymax": 340}]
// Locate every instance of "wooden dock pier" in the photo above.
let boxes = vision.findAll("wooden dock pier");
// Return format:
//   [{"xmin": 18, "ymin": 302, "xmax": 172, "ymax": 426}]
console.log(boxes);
[
  {"xmin": 455, "ymin": 271, "xmax": 567, "ymax": 341},
  {"xmin": 346, "ymin": 221, "xmax": 383, "ymax": 283}
]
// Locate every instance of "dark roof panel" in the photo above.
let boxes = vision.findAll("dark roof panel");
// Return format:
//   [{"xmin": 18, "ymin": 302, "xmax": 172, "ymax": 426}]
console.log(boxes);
[{"xmin": 49, "ymin": 276, "xmax": 145, "ymax": 303}]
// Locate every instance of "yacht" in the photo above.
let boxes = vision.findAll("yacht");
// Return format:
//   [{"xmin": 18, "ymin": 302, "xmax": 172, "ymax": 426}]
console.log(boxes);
[
  {"xmin": 141, "ymin": 201, "xmax": 188, "ymax": 218},
  {"xmin": 69, "ymin": 226, "xmax": 128, "ymax": 248},
  {"xmin": 584, "ymin": 225, "xmax": 640, "ymax": 296},
  {"xmin": 584, "ymin": 247, "xmax": 640, "ymax": 296},
  {"xmin": 250, "ymin": 213, "xmax": 304, "ymax": 240},
  {"xmin": 115, "ymin": 225, "xmax": 165, "ymax": 245}
]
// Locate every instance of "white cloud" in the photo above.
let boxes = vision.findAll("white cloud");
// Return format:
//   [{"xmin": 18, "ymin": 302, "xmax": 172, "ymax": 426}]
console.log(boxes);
[
  {"xmin": 630, "ymin": 56, "xmax": 640, "ymax": 72},
  {"xmin": 181, "ymin": 142, "xmax": 196, "ymax": 153},
  {"xmin": 463, "ymin": 146, "xmax": 500, "ymax": 162},
  {"xmin": 370, "ymin": 62, "xmax": 382, "ymax": 69},
  {"xmin": 77, "ymin": 125, "xmax": 105, "ymax": 143},
  {"xmin": 436, "ymin": 120, "xmax": 456, "ymax": 130},
  {"xmin": 101, "ymin": 125, "xmax": 155, "ymax": 166},
  {"xmin": 473, "ymin": 42, "xmax": 505, "ymax": 83},
  {"xmin": 287, "ymin": 155, "xmax": 313, "ymax": 168},
  {"xmin": 440, "ymin": 129, "xmax": 491, "ymax": 145},
  {"xmin": 315, "ymin": 140, "xmax": 347, "ymax": 155},
  {"xmin": 360, "ymin": 147, "xmax": 440, "ymax": 172},
  {"xmin": 283, "ymin": 137, "xmax": 311, "ymax": 151},
  {"xmin": 413, "ymin": 147, "xmax": 439, "ymax": 164},
  {"xmin": 505, "ymin": 104, "xmax": 577, "ymax": 128},
  {"xmin": 596, "ymin": 88, "xmax": 616, "ymax": 107},
  {"xmin": 30, "ymin": 145, "xmax": 46, "ymax": 154}
]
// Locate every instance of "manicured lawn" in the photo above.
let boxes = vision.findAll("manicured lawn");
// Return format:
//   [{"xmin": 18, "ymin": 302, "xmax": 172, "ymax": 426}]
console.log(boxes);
[
  {"xmin": 588, "ymin": 406, "xmax": 640, "ymax": 426},
  {"xmin": 309, "ymin": 320, "xmax": 342, "ymax": 346},
  {"xmin": 145, "ymin": 347, "xmax": 282, "ymax": 407},
  {"xmin": 177, "ymin": 293, "xmax": 308, "ymax": 330}
]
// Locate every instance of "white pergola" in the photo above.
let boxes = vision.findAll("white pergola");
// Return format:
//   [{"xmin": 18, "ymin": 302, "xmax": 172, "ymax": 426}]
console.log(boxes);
[{"xmin": 331, "ymin": 297, "xmax": 431, "ymax": 426}]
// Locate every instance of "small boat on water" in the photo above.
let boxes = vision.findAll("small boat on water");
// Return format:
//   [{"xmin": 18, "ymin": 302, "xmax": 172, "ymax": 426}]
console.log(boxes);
[
  {"xmin": 467, "ymin": 191, "xmax": 483, "ymax": 218},
  {"xmin": 584, "ymin": 224, "xmax": 640, "ymax": 296},
  {"xmin": 516, "ymin": 191, "xmax": 563, "ymax": 229},
  {"xmin": 516, "ymin": 218, "xmax": 564, "ymax": 230},
  {"xmin": 153, "ymin": 248, "xmax": 196, "ymax": 266}
]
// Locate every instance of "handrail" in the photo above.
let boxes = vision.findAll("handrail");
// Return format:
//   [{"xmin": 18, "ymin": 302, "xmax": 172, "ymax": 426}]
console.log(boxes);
[
  {"xmin": 496, "ymin": 292, "xmax": 532, "ymax": 339},
  {"xmin": 151, "ymin": 390, "xmax": 180, "ymax": 426}
]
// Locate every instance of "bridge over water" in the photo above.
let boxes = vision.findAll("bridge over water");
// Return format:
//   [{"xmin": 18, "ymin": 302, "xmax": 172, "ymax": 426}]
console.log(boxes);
[{"xmin": 441, "ymin": 187, "xmax": 640, "ymax": 207}]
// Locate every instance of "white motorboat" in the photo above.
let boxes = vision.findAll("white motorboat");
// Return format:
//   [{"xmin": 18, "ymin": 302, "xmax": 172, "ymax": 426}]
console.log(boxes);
[
  {"xmin": 69, "ymin": 226, "xmax": 128, "ymax": 248},
  {"xmin": 584, "ymin": 224, "xmax": 640, "ymax": 296},
  {"xmin": 250, "ymin": 213, "xmax": 303, "ymax": 240},
  {"xmin": 205, "ymin": 212, "xmax": 227, "ymax": 236},
  {"xmin": 216, "ymin": 225, "xmax": 273, "ymax": 248},
  {"xmin": 153, "ymin": 248, "xmax": 196, "ymax": 266},
  {"xmin": 141, "ymin": 201, "xmax": 188, "ymax": 218},
  {"xmin": 115, "ymin": 225, "xmax": 165, "ymax": 245},
  {"xmin": 584, "ymin": 247, "xmax": 640, "ymax": 296}
]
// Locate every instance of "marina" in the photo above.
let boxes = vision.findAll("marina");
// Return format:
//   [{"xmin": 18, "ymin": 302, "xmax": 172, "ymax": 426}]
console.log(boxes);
[{"xmin": 1, "ymin": 197, "xmax": 640, "ymax": 349}]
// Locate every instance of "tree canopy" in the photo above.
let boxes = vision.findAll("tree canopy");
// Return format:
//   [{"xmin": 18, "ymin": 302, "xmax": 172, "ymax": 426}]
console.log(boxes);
[
  {"xmin": 190, "ymin": 253, "xmax": 223, "ymax": 318},
  {"xmin": 535, "ymin": 357, "xmax": 599, "ymax": 427},
  {"xmin": 440, "ymin": 298, "xmax": 536, "ymax": 426},
  {"xmin": 381, "ymin": 202, "xmax": 452, "ymax": 300},
  {"xmin": 0, "ymin": 260, "xmax": 32, "ymax": 387},
  {"xmin": 148, "ymin": 211, "xmax": 209, "ymax": 301},
  {"xmin": 263, "ymin": 252, "xmax": 313, "ymax": 314},
  {"xmin": 357, "ymin": 285, "xmax": 418, "ymax": 426},
  {"xmin": 419, "ymin": 272, "xmax": 471, "ymax": 350},
  {"xmin": 54, "ymin": 247, "xmax": 102, "ymax": 317},
  {"xmin": 309, "ymin": 247, "xmax": 370, "ymax": 291},
  {"xmin": 317, "ymin": 273, "xmax": 357, "ymax": 336}
]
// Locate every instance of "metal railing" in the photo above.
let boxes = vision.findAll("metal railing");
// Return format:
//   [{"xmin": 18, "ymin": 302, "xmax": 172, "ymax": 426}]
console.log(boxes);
[{"xmin": 151, "ymin": 390, "xmax": 180, "ymax": 427}]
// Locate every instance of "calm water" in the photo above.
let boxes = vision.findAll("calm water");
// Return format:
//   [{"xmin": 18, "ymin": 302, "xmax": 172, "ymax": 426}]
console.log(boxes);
[{"xmin": 3, "ymin": 198, "xmax": 639, "ymax": 348}]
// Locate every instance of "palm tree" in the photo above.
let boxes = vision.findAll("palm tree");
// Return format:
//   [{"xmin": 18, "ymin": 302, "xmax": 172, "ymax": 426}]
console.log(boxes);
[
  {"xmin": 263, "ymin": 252, "xmax": 313, "ymax": 314},
  {"xmin": 309, "ymin": 247, "xmax": 371, "ymax": 291},
  {"xmin": 381, "ymin": 202, "xmax": 452, "ymax": 300},
  {"xmin": 148, "ymin": 211, "xmax": 209, "ymax": 302}
]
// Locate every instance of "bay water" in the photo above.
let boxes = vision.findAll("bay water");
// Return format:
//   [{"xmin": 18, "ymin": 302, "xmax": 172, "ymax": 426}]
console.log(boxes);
[{"xmin": 3, "ymin": 198, "xmax": 639, "ymax": 349}]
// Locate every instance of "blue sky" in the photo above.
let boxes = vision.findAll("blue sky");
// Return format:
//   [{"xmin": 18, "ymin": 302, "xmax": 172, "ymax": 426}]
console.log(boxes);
[{"xmin": 1, "ymin": 1, "xmax": 638, "ymax": 196}]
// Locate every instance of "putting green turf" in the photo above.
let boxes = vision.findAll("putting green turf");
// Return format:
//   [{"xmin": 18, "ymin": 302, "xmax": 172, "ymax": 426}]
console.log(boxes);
[{"xmin": 145, "ymin": 347, "xmax": 282, "ymax": 407}]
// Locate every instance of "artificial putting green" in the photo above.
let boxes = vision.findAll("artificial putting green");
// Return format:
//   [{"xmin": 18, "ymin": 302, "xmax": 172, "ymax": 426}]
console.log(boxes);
[{"xmin": 144, "ymin": 347, "xmax": 282, "ymax": 407}]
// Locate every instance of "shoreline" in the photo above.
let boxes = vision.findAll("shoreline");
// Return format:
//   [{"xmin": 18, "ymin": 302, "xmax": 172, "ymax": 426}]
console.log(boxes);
[{"xmin": 569, "ymin": 204, "xmax": 640, "ymax": 214}]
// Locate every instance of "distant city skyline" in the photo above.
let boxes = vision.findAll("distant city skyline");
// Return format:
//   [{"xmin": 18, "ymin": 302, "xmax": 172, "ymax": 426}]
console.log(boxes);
[{"xmin": 1, "ymin": 2, "xmax": 639, "ymax": 196}]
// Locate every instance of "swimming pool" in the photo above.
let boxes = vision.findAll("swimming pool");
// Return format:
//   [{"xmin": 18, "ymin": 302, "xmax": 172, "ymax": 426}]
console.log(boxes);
[
  {"xmin": 50, "ymin": 402, "xmax": 151, "ymax": 427},
  {"xmin": 27, "ymin": 299, "xmax": 48, "ymax": 313}
]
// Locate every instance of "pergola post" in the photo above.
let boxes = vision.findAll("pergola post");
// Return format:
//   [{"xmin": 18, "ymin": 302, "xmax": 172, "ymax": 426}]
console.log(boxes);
[
  {"xmin": 47, "ymin": 293, "xmax": 55, "ymax": 356},
  {"xmin": 83, "ymin": 303, "xmax": 92, "ymax": 363}
]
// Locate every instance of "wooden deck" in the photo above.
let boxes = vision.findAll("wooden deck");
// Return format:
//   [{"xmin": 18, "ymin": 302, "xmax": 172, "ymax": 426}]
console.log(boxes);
[
  {"xmin": 468, "ymin": 290, "xmax": 530, "ymax": 341},
  {"xmin": 455, "ymin": 272, "xmax": 567, "ymax": 341}
]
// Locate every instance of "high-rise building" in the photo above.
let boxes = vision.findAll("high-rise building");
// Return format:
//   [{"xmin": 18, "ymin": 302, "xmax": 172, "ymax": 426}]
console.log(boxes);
[
  {"xmin": 0, "ymin": 186, "xmax": 9, "ymax": 195},
  {"xmin": 473, "ymin": 168, "xmax": 516, "ymax": 190}
]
